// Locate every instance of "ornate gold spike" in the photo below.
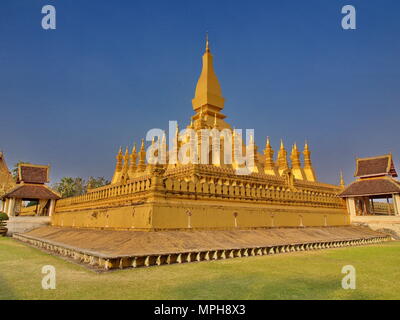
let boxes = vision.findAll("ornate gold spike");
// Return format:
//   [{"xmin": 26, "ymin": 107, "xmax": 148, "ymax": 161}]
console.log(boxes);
[
  {"xmin": 192, "ymin": 36, "xmax": 224, "ymax": 113},
  {"xmin": 340, "ymin": 171, "xmax": 345, "ymax": 188}
]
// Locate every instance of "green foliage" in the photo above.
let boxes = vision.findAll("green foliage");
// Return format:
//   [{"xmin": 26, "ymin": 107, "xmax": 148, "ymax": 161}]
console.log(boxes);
[
  {"xmin": 12, "ymin": 161, "xmax": 30, "ymax": 180},
  {"xmin": 26, "ymin": 201, "xmax": 38, "ymax": 207},
  {"xmin": 0, "ymin": 212, "xmax": 9, "ymax": 221},
  {"xmin": 86, "ymin": 176, "xmax": 110, "ymax": 190},
  {"xmin": 52, "ymin": 176, "xmax": 110, "ymax": 198},
  {"xmin": 0, "ymin": 212, "xmax": 8, "ymax": 228},
  {"xmin": 1, "ymin": 239, "xmax": 400, "ymax": 300},
  {"xmin": 52, "ymin": 177, "xmax": 85, "ymax": 198}
]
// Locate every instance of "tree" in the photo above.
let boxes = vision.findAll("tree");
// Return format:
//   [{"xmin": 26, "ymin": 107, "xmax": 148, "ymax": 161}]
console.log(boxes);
[
  {"xmin": 52, "ymin": 177, "xmax": 85, "ymax": 198},
  {"xmin": 52, "ymin": 176, "xmax": 110, "ymax": 198},
  {"xmin": 12, "ymin": 161, "xmax": 30, "ymax": 180},
  {"xmin": 86, "ymin": 177, "xmax": 110, "ymax": 190}
]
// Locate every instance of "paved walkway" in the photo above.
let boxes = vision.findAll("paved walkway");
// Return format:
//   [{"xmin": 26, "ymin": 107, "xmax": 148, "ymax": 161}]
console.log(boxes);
[
  {"xmin": 352, "ymin": 216, "xmax": 400, "ymax": 239},
  {"xmin": 7, "ymin": 216, "xmax": 50, "ymax": 236}
]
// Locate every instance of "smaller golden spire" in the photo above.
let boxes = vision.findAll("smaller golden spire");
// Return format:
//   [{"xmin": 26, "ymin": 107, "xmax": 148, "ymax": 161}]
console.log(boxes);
[
  {"xmin": 206, "ymin": 32, "xmax": 210, "ymax": 53},
  {"xmin": 160, "ymin": 133, "xmax": 167, "ymax": 165},
  {"xmin": 265, "ymin": 136, "xmax": 271, "ymax": 148},
  {"xmin": 140, "ymin": 139, "xmax": 145, "ymax": 151},
  {"xmin": 277, "ymin": 139, "xmax": 289, "ymax": 173},
  {"xmin": 304, "ymin": 140, "xmax": 309, "ymax": 151},
  {"xmin": 213, "ymin": 113, "xmax": 217, "ymax": 128},
  {"xmin": 115, "ymin": 147, "xmax": 123, "ymax": 171},
  {"xmin": 290, "ymin": 142, "xmax": 301, "ymax": 169},
  {"xmin": 129, "ymin": 143, "xmax": 137, "ymax": 173},
  {"xmin": 264, "ymin": 137, "xmax": 275, "ymax": 173},
  {"xmin": 124, "ymin": 146, "xmax": 129, "ymax": 162},
  {"xmin": 249, "ymin": 133, "xmax": 254, "ymax": 145},
  {"xmin": 138, "ymin": 139, "xmax": 146, "ymax": 171},
  {"xmin": 303, "ymin": 140, "xmax": 312, "ymax": 167},
  {"xmin": 111, "ymin": 147, "xmax": 124, "ymax": 184},
  {"xmin": 302, "ymin": 140, "xmax": 317, "ymax": 181},
  {"xmin": 122, "ymin": 147, "xmax": 130, "ymax": 177},
  {"xmin": 340, "ymin": 171, "xmax": 345, "ymax": 188}
]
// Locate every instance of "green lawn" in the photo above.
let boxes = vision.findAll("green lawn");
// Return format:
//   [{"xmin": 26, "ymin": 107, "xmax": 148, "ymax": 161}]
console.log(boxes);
[{"xmin": 1, "ymin": 237, "xmax": 399, "ymax": 300}]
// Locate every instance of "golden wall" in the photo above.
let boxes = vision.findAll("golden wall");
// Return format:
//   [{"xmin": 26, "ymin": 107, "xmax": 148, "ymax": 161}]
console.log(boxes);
[{"xmin": 52, "ymin": 168, "xmax": 349, "ymax": 231}]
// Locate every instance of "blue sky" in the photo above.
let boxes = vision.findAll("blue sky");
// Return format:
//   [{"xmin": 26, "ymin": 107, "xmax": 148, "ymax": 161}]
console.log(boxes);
[{"xmin": 1, "ymin": 0, "xmax": 399, "ymax": 185}]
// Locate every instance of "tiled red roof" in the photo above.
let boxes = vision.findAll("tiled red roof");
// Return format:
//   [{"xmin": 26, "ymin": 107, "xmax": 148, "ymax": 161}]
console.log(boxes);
[
  {"xmin": 3, "ymin": 185, "xmax": 60, "ymax": 200},
  {"xmin": 19, "ymin": 165, "xmax": 48, "ymax": 184},
  {"xmin": 355, "ymin": 155, "xmax": 397, "ymax": 178},
  {"xmin": 339, "ymin": 178, "xmax": 400, "ymax": 197}
]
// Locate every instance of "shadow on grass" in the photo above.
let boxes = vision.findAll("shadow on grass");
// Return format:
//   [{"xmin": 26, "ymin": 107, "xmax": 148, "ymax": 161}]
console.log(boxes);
[
  {"xmin": 155, "ymin": 273, "xmax": 375, "ymax": 300},
  {"xmin": 0, "ymin": 273, "xmax": 19, "ymax": 300}
]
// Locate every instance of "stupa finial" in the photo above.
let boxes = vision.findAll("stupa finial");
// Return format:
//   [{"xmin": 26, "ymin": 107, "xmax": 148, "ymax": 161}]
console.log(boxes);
[{"xmin": 340, "ymin": 171, "xmax": 345, "ymax": 188}]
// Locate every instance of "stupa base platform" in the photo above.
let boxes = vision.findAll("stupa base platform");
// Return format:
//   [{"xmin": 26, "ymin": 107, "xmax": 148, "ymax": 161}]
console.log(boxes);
[{"xmin": 13, "ymin": 226, "xmax": 391, "ymax": 270}]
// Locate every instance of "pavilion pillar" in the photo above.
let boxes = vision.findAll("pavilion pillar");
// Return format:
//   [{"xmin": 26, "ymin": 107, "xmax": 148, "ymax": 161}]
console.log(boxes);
[
  {"xmin": 387, "ymin": 197, "xmax": 392, "ymax": 215},
  {"xmin": 48, "ymin": 199, "xmax": 56, "ymax": 217},
  {"xmin": 393, "ymin": 194, "xmax": 400, "ymax": 216},
  {"xmin": 0, "ymin": 200, "xmax": 3, "ymax": 212},
  {"xmin": 371, "ymin": 198, "xmax": 375, "ymax": 215},
  {"xmin": 346, "ymin": 197, "xmax": 356, "ymax": 218},
  {"xmin": 3, "ymin": 199, "xmax": 9, "ymax": 215},
  {"xmin": 7, "ymin": 198, "xmax": 16, "ymax": 217},
  {"xmin": 363, "ymin": 197, "xmax": 370, "ymax": 215}
]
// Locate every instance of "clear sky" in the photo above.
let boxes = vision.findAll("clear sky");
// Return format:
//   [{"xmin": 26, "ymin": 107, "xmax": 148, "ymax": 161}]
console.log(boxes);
[{"xmin": 1, "ymin": 0, "xmax": 399, "ymax": 185}]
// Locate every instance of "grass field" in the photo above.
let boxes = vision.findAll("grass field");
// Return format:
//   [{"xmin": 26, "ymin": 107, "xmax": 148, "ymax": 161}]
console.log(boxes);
[{"xmin": 1, "ymin": 237, "xmax": 400, "ymax": 300}]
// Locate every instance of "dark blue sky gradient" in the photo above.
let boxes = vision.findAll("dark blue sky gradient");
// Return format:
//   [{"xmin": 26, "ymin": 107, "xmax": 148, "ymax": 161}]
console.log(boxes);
[{"xmin": 1, "ymin": 0, "xmax": 399, "ymax": 185}]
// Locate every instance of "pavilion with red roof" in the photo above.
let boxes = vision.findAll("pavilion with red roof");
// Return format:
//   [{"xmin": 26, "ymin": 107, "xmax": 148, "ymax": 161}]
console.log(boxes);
[
  {"xmin": 1, "ymin": 163, "xmax": 60, "ymax": 217},
  {"xmin": 339, "ymin": 154, "xmax": 400, "ymax": 216}
]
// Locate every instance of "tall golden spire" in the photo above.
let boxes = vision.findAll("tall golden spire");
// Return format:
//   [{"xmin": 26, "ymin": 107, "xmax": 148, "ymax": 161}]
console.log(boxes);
[
  {"xmin": 138, "ymin": 139, "xmax": 146, "ymax": 171},
  {"xmin": 192, "ymin": 35, "xmax": 225, "ymax": 113},
  {"xmin": 340, "ymin": 171, "xmax": 345, "ymax": 188},
  {"xmin": 160, "ymin": 133, "xmax": 167, "ymax": 165},
  {"xmin": 264, "ymin": 137, "xmax": 275, "ymax": 174},
  {"xmin": 123, "ymin": 146, "xmax": 130, "ymax": 172},
  {"xmin": 290, "ymin": 143, "xmax": 306, "ymax": 180},
  {"xmin": 303, "ymin": 140, "xmax": 317, "ymax": 182},
  {"xmin": 111, "ymin": 147, "xmax": 123, "ymax": 184},
  {"xmin": 303, "ymin": 141, "xmax": 312, "ymax": 168},
  {"xmin": 277, "ymin": 139, "xmax": 289, "ymax": 174},
  {"xmin": 246, "ymin": 133, "xmax": 258, "ymax": 173},
  {"xmin": 290, "ymin": 143, "xmax": 301, "ymax": 169},
  {"xmin": 116, "ymin": 147, "xmax": 123, "ymax": 172},
  {"xmin": 206, "ymin": 32, "xmax": 210, "ymax": 53},
  {"xmin": 129, "ymin": 143, "xmax": 137, "ymax": 174}
]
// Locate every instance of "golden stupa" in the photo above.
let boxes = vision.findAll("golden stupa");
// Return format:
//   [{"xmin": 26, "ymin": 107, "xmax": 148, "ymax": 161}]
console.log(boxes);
[{"xmin": 52, "ymin": 39, "xmax": 347, "ymax": 230}]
